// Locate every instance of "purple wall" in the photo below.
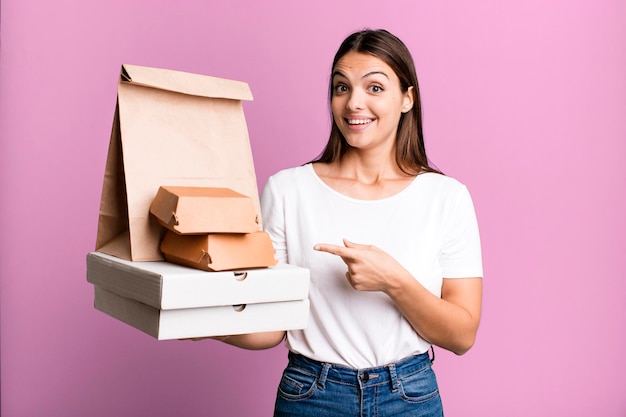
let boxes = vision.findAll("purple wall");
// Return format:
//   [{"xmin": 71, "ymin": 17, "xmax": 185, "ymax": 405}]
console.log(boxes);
[{"xmin": 1, "ymin": 1, "xmax": 625, "ymax": 416}]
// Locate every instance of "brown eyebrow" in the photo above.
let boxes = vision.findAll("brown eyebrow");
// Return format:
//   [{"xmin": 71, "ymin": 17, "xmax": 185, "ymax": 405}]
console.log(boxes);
[
  {"xmin": 332, "ymin": 70, "xmax": 390, "ymax": 80},
  {"xmin": 332, "ymin": 70, "xmax": 347, "ymax": 80},
  {"xmin": 362, "ymin": 71, "xmax": 389, "ymax": 79}
]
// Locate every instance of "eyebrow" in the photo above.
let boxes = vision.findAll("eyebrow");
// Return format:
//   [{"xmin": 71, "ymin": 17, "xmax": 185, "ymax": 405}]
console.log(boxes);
[{"xmin": 332, "ymin": 70, "xmax": 390, "ymax": 80}]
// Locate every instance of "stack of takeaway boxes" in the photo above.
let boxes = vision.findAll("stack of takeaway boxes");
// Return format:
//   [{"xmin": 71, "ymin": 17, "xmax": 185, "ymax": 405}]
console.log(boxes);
[{"xmin": 86, "ymin": 64, "xmax": 310, "ymax": 340}]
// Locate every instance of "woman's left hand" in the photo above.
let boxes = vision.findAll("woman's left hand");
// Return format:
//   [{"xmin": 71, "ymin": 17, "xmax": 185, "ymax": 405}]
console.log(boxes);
[
  {"xmin": 315, "ymin": 238, "xmax": 482, "ymax": 355},
  {"xmin": 314, "ymin": 238, "xmax": 409, "ymax": 293}
]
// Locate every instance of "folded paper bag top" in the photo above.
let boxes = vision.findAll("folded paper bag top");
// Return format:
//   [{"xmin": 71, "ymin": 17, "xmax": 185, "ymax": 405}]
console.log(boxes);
[
  {"xmin": 95, "ymin": 64, "xmax": 260, "ymax": 261},
  {"xmin": 160, "ymin": 231, "xmax": 278, "ymax": 271},
  {"xmin": 120, "ymin": 64, "xmax": 253, "ymax": 101},
  {"xmin": 150, "ymin": 186, "xmax": 259, "ymax": 234}
]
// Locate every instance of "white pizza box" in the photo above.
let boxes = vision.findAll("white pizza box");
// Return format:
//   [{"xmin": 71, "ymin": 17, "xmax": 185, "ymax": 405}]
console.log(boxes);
[
  {"xmin": 94, "ymin": 286, "xmax": 310, "ymax": 340},
  {"xmin": 86, "ymin": 251, "xmax": 310, "ymax": 310}
]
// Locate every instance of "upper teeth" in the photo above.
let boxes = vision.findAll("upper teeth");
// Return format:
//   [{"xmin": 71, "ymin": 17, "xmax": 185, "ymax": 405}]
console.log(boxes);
[{"xmin": 348, "ymin": 119, "xmax": 373, "ymax": 125}]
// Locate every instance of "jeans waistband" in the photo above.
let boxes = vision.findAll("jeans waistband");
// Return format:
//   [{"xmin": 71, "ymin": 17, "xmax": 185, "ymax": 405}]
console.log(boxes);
[{"xmin": 287, "ymin": 351, "xmax": 432, "ymax": 391}]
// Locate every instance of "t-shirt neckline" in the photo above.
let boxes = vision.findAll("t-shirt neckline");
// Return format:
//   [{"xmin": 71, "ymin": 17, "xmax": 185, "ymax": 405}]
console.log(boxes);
[{"xmin": 305, "ymin": 163, "xmax": 424, "ymax": 203}]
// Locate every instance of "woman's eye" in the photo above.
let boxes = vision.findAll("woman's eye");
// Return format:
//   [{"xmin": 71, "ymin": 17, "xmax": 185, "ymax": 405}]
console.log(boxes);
[
  {"xmin": 333, "ymin": 84, "xmax": 348, "ymax": 94},
  {"xmin": 369, "ymin": 85, "xmax": 383, "ymax": 93}
]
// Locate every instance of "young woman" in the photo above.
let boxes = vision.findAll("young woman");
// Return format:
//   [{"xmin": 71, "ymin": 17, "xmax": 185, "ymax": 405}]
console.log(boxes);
[{"xmin": 215, "ymin": 29, "xmax": 483, "ymax": 416}]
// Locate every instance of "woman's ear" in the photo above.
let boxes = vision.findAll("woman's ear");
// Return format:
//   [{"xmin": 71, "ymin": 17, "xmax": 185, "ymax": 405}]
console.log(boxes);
[{"xmin": 401, "ymin": 86, "xmax": 415, "ymax": 113}]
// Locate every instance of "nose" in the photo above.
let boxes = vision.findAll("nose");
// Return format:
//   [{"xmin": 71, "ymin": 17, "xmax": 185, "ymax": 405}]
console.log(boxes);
[{"xmin": 346, "ymin": 89, "xmax": 365, "ymax": 110}]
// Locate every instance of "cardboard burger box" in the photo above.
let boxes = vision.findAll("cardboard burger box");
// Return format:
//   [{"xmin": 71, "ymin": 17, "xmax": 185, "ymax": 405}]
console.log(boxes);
[
  {"xmin": 150, "ymin": 185, "xmax": 278, "ymax": 271},
  {"xmin": 160, "ymin": 230, "xmax": 278, "ymax": 272},
  {"xmin": 87, "ymin": 252, "xmax": 310, "ymax": 340},
  {"xmin": 88, "ymin": 65, "xmax": 310, "ymax": 339},
  {"xmin": 150, "ymin": 186, "xmax": 260, "ymax": 235}
]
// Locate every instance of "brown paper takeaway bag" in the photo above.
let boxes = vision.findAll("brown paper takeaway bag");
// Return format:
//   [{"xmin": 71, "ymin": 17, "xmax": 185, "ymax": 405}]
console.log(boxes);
[{"xmin": 95, "ymin": 64, "xmax": 262, "ymax": 261}]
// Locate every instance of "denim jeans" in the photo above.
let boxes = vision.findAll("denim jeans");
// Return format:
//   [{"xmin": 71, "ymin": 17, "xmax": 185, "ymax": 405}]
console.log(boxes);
[{"xmin": 274, "ymin": 351, "xmax": 443, "ymax": 417}]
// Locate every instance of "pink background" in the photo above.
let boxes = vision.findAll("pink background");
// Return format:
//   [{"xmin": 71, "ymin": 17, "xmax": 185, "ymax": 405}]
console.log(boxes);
[{"xmin": 1, "ymin": 0, "xmax": 625, "ymax": 416}]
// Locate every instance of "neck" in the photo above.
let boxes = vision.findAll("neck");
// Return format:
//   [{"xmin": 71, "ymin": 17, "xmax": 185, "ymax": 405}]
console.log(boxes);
[{"xmin": 334, "ymin": 148, "xmax": 409, "ymax": 184}]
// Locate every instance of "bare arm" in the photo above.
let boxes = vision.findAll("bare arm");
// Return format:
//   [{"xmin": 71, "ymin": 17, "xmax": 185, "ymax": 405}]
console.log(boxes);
[
  {"xmin": 184, "ymin": 331, "xmax": 285, "ymax": 350},
  {"xmin": 210, "ymin": 331, "xmax": 286, "ymax": 350},
  {"xmin": 387, "ymin": 274, "xmax": 482, "ymax": 355},
  {"xmin": 315, "ymin": 239, "xmax": 482, "ymax": 355}
]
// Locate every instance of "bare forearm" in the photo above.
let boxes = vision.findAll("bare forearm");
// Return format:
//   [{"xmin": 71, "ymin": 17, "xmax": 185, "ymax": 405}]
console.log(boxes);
[
  {"xmin": 213, "ymin": 331, "xmax": 286, "ymax": 350},
  {"xmin": 386, "ymin": 275, "xmax": 482, "ymax": 355}
]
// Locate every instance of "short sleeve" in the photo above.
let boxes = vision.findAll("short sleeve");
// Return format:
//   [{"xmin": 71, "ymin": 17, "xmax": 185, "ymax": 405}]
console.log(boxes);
[
  {"xmin": 439, "ymin": 185, "xmax": 483, "ymax": 278},
  {"xmin": 260, "ymin": 176, "xmax": 288, "ymax": 263}
]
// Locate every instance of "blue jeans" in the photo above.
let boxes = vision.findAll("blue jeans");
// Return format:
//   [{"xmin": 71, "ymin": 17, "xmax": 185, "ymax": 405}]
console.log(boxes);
[{"xmin": 274, "ymin": 351, "xmax": 443, "ymax": 417}]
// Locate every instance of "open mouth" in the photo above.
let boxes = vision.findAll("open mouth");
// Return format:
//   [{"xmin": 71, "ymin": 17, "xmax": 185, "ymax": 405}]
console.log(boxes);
[{"xmin": 346, "ymin": 118, "xmax": 374, "ymax": 125}]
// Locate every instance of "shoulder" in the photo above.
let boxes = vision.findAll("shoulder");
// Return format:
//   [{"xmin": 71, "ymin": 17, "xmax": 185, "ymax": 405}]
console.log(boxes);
[
  {"xmin": 267, "ymin": 164, "xmax": 313, "ymax": 185},
  {"xmin": 416, "ymin": 172, "xmax": 469, "ymax": 196},
  {"xmin": 412, "ymin": 173, "xmax": 477, "ymax": 218},
  {"xmin": 263, "ymin": 164, "xmax": 317, "ymax": 200}
]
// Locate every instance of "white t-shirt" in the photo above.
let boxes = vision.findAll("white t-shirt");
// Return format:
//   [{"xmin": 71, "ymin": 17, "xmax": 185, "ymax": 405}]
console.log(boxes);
[{"xmin": 260, "ymin": 163, "xmax": 483, "ymax": 368}]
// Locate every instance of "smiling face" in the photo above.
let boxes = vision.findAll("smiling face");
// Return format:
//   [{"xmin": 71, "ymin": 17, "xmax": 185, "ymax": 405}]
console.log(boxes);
[{"xmin": 331, "ymin": 52, "xmax": 414, "ymax": 155}]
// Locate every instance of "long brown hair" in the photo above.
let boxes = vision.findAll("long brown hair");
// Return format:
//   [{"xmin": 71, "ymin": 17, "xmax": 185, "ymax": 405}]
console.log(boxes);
[{"xmin": 312, "ymin": 29, "xmax": 440, "ymax": 175}]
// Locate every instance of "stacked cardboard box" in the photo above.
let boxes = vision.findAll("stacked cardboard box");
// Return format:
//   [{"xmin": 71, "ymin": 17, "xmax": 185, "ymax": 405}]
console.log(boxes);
[
  {"xmin": 87, "ymin": 252, "xmax": 309, "ymax": 340},
  {"xmin": 150, "ymin": 185, "xmax": 278, "ymax": 271},
  {"xmin": 86, "ymin": 64, "xmax": 310, "ymax": 340}
]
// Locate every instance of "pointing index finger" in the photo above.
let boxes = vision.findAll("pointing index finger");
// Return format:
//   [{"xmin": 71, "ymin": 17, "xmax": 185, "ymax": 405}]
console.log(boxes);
[{"xmin": 314, "ymin": 243, "xmax": 349, "ymax": 257}]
